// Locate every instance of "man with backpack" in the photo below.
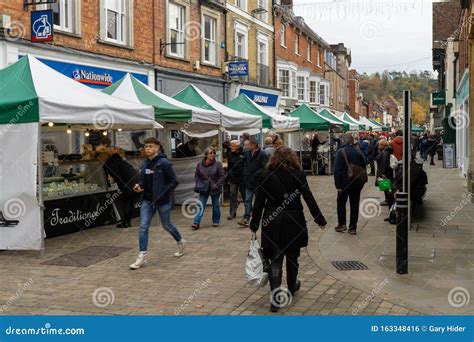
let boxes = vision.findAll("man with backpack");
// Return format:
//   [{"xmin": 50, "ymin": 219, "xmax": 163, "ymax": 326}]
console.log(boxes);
[{"xmin": 333, "ymin": 133, "xmax": 368, "ymax": 235}]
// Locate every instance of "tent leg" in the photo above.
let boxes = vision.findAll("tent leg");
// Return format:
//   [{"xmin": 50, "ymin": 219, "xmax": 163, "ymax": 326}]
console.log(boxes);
[
  {"xmin": 299, "ymin": 129, "xmax": 303, "ymax": 166},
  {"xmin": 328, "ymin": 130, "xmax": 332, "ymax": 176},
  {"xmin": 38, "ymin": 124, "xmax": 45, "ymax": 257}
]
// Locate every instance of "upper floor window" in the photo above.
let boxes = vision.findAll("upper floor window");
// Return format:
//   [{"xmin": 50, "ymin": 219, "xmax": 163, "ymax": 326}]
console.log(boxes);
[
  {"xmin": 278, "ymin": 69, "xmax": 290, "ymax": 97},
  {"xmin": 41, "ymin": 0, "xmax": 80, "ymax": 34},
  {"xmin": 317, "ymin": 48, "xmax": 321, "ymax": 67},
  {"xmin": 168, "ymin": 2, "xmax": 185, "ymax": 57},
  {"xmin": 202, "ymin": 15, "xmax": 217, "ymax": 65},
  {"xmin": 235, "ymin": 23, "xmax": 248, "ymax": 59},
  {"xmin": 236, "ymin": 0, "xmax": 246, "ymax": 11},
  {"xmin": 295, "ymin": 34, "xmax": 299, "ymax": 55},
  {"xmin": 307, "ymin": 41, "xmax": 312, "ymax": 61},
  {"xmin": 101, "ymin": 0, "xmax": 133, "ymax": 46},
  {"xmin": 257, "ymin": 0, "xmax": 267, "ymax": 22}
]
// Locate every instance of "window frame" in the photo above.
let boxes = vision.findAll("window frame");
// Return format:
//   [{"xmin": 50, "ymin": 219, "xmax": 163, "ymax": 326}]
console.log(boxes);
[
  {"xmin": 234, "ymin": 22, "xmax": 249, "ymax": 60},
  {"xmin": 278, "ymin": 69, "xmax": 290, "ymax": 98},
  {"xmin": 99, "ymin": 0, "xmax": 133, "ymax": 47},
  {"xmin": 40, "ymin": 0, "xmax": 80, "ymax": 34},
  {"xmin": 295, "ymin": 33, "xmax": 299, "ymax": 55},
  {"xmin": 202, "ymin": 14, "xmax": 218, "ymax": 66},
  {"xmin": 257, "ymin": 0, "xmax": 267, "ymax": 22},
  {"xmin": 307, "ymin": 40, "xmax": 312, "ymax": 61},
  {"xmin": 280, "ymin": 24, "xmax": 286, "ymax": 47},
  {"xmin": 235, "ymin": 0, "xmax": 247, "ymax": 11},
  {"xmin": 167, "ymin": 1, "xmax": 186, "ymax": 58}
]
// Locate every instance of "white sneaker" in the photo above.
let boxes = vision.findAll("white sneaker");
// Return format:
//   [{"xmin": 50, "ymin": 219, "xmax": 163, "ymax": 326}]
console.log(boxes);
[
  {"xmin": 174, "ymin": 239, "xmax": 186, "ymax": 257},
  {"xmin": 129, "ymin": 253, "xmax": 147, "ymax": 269}
]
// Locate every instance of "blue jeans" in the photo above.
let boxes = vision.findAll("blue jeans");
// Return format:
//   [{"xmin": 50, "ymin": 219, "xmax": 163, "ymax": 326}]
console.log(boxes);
[
  {"xmin": 243, "ymin": 189, "xmax": 254, "ymax": 220},
  {"xmin": 139, "ymin": 200, "xmax": 182, "ymax": 252},
  {"xmin": 194, "ymin": 193, "xmax": 220, "ymax": 225}
]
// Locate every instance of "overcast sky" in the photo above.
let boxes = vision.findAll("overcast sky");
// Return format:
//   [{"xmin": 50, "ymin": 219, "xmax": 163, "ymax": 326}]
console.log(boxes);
[{"xmin": 292, "ymin": 0, "xmax": 433, "ymax": 75}]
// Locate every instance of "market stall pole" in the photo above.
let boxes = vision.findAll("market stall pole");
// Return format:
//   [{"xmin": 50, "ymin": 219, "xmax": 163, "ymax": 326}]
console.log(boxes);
[{"xmin": 0, "ymin": 55, "xmax": 155, "ymax": 250}]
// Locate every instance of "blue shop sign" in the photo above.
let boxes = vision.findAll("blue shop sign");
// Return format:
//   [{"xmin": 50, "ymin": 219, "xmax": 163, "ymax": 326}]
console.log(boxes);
[
  {"xmin": 239, "ymin": 88, "xmax": 279, "ymax": 107},
  {"xmin": 228, "ymin": 61, "xmax": 249, "ymax": 77},
  {"xmin": 31, "ymin": 10, "xmax": 53, "ymax": 42},
  {"xmin": 28, "ymin": 57, "xmax": 148, "ymax": 89}
]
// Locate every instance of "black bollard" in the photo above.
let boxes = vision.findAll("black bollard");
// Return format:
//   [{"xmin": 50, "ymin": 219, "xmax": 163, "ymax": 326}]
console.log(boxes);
[{"xmin": 396, "ymin": 192, "xmax": 409, "ymax": 274}]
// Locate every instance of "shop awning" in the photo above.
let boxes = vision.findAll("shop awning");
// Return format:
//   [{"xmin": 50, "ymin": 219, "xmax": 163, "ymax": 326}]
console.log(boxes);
[
  {"xmin": 341, "ymin": 112, "xmax": 367, "ymax": 130},
  {"xmin": 359, "ymin": 117, "xmax": 382, "ymax": 132},
  {"xmin": 368, "ymin": 118, "xmax": 388, "ymax": 131},
  {"xmin": 103, "ymin": 74, "xmax": 220, "ymax": 128},
  {"xmin": 173, "ymin": 85, "xmax": 262, "ymax": 131},
  {"xmin": 289, "ymin": 104, "xmax": 336, "ymax": 131},
  {"xmin": 318, "ymin": 109, "xmax": 357, "ymax": 131},
  {"xmin": 225, "ymin": 94, "xmax": 299, "ymax": 131},
  {"xmin": 0, "ymin": 55, "xmax": 155, "ymax": 127},
  {"xmin": 412, "ymin": 124, "xmax": 425, "ymax": 133}
]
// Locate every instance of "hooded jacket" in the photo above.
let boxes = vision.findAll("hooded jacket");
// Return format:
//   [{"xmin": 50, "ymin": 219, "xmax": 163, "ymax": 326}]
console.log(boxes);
[
  {"xmin": 391, "ymin": 136, "xmax": 403, "ymax": 161},
  {"xmin": 139, "ymin": 153, "xmax": 178, "ymax": 206}
]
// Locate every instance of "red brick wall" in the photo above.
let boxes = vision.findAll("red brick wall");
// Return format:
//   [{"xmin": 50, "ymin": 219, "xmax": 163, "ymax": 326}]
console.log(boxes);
[
  {"xmin": 154, "ymin": 1, "xmax": 224, "ymax": 78},
  {"xmin": 432, "ymin": 2, "xmax": 462, "ymax": 44},
  {"xmin": 2, "ymin": 0, "xmax": 154, "ymax": 63},
  {"xmin": 274, "ymin": 14, "xmax": 324, "ymax": 74}
]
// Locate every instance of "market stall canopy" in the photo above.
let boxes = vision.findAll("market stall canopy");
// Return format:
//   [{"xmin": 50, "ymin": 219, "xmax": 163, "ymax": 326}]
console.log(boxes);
[
  {"xmin": 358, "ymin": 116, "xmax": 382, "ymax": 132},
  {"xmin": 173, "ymin": 85, "xmax": 262, "ymax": 131},
  {"xmin": 289, "ymin": 104, "xmax": 337, "ymax": 131},
  {"xmin": 412, "ymin": 124, "xmax": 425, "ymax": 133},
  {"xmin": 225, "ymin": 94, "xmax": 299, "ymax": 131},
  {"xmin": 318, "ymin": 109, "xmax": 358, "ymax": 131},
  {"xmin": 0, "ymin": 55, "xmax": 155, "ymax": 127},
  {"xmin": 103, "ymin": 74, "xmax": 220, "ymax": 129},
  {"xmin": 368, "ymin": 118, "xmax": 388, "ymax": 131},
  {"xmin": 341, "ymin": 112, "xmax": 366, "ymax": 130}
]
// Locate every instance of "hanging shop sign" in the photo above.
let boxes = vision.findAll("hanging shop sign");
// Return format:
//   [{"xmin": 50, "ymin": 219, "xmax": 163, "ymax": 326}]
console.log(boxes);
[
  {"xmin": 431, "ymin": 91, "xmax": 446, "ymax": 106},
  {"xmin": 31, "ymin": 10, "xmax": 53, "ymax": 42},
  {"xmin": 228, "ymin": 61, "xmax": 249, "ymax": 77}
]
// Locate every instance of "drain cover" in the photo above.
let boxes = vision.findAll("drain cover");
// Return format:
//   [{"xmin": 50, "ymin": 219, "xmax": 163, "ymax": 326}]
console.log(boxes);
[
  {"xmin": 331, "ymin": 261, "xmax": 368, "ymax": 271},
  {"xmin": 42, "ymin": 246, "xmax": 131, "ymax": 267}
]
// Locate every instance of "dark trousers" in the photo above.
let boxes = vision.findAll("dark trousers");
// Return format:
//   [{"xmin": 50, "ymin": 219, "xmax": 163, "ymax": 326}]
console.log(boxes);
[
  {"xmin": 119, "ymin": 191, "xmax": 137, "ymax": 224},
  {"xmin": 228, "ymin": 182, "xmax": 246, "ymax": 218},
  {"xmin": 337, "ymin": 186, "xmax": 363, "ymax": 229},
  {"xmin": 265, "ymin": 248, "xmax": 301, "ymax": 295},
  {"xmin": 429, "ymin": 154, "xmax": 435, "ymax": 165},
  {"xmin": 369, "ymin": 159, "xmax": 375, "ymax": 175}
]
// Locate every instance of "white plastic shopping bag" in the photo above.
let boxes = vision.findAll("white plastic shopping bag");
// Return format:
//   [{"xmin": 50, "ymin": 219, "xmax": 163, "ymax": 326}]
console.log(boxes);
[{"xmin": 245, "ymin": 233, "xmax": 268, "ymax": 287}]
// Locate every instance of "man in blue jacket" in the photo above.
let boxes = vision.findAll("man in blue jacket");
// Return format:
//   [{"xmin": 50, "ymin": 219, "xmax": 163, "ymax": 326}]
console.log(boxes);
[
  {"xmin": 130, "ymin": 138, "xmax": 185, "ymax": 269},
  {"xmin": 333, "ymin": 133, "xmax": 368, "ymax": 235}
]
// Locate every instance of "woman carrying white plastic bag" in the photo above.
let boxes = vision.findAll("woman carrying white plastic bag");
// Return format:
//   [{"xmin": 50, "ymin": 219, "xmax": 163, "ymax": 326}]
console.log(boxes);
[{"xmin": 245, "ymin": 233, "xmax": 268, "ymax": 287}]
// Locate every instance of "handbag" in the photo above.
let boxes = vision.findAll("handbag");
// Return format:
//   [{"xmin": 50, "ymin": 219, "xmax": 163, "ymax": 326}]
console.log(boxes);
[
  {"xmin": 194, "ymin": 167, "xmax": 210, "ymax": 194},
  {"xmin": 245, "ymin": 233, "xmax": 269, "ymax": 287},
  {"xmin": 378, "ymin": 178, "xmax": 392, "ymax": 191},
  {"xmin": 342, "ymin": 148, "xmax": 368, "ymax": 185},
  {"xmin": 390, "ymin": 154, "xmax": 399, "ymax": 170}
]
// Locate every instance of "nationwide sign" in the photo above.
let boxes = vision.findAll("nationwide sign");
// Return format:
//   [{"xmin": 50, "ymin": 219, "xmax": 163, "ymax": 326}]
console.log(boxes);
[
  {"xmin": 73, "ymin": 69, "xmax": 113, "ymax": 86},
  {"xmin": 31, "ymin": 10, "xmax": 53, "ymax": 42},
  {"xmin": 228, "ymin": 61, "xmax": 249, "ymax": 77}
]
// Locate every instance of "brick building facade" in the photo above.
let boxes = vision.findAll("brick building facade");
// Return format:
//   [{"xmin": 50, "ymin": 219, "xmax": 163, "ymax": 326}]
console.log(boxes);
[{"xmin": 348, "ymin": 69, "xmax": 361, "ymax": 119}]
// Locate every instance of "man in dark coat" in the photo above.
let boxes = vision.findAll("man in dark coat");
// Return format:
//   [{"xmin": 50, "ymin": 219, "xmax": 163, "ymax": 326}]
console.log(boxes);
[
  {"xmin": 249, "ymin": 146, "xmax": 326, "ymax": 312},
  {"xmin": 367, "ymin": 133, "xmax": 378, "ymax": 175},
  {"xmin": 175, "ymin": 138, "xmax": 198, "ymax": 158},
  {"xmin": 333, "ymin": 133, "xmax": 368, "ymax": 235},
  {"xmin": 226, "ymin": 140, "xmax": 246, "ymax": 220},
  {"xmin": 239, "ymin": 137, "xmax": 269, "ymax": 227},
  {"xmin": 103, "ymin": 153, "xmax": 140, "ymax": 228}
]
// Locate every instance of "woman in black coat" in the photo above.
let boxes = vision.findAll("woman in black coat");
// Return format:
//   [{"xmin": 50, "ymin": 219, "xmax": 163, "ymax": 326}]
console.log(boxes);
[
  {"xmin": 249, "ymin": 146, "xmax": 327, "ymax": 312},
  {"xmin": 374, "ymin": 140, "xmax": 394, "ymax": 207}
]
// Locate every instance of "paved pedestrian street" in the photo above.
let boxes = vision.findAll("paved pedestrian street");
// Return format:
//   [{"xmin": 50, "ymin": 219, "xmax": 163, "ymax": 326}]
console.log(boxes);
[{"xmin": 0, "ymin": 163, "xmax": 472, "ymax": 316}]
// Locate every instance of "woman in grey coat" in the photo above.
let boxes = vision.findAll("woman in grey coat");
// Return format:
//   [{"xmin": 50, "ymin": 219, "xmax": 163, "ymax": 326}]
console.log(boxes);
[{"xmin": 192, "ymin": 146, "xmax": 225, "ymax": 230}]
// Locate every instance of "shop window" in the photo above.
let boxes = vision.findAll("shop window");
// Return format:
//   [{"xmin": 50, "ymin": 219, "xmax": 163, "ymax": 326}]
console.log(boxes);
[
  {"xmin": 168, "ymin": 2, "xmax": 186, "ymax": 57},
  {"xmin": 297, "ymin": 76, "xmax": 306, "ymax": 101},
  {"xmin": 202, "ymin": 15, "xmax": 217, "ymax": 65},
  {"xmin": 278, "ymin": 69, "xmax": 290, "ymax": 98},
  {"xmin": 309, "ymin": 80, "xmax": 317, "ymax": 104}
]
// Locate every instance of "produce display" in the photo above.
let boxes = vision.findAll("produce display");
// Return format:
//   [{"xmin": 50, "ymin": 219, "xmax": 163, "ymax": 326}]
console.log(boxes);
[{"xmin": 43, "ymin": 179, "xmax": 105, "ymax": 198}]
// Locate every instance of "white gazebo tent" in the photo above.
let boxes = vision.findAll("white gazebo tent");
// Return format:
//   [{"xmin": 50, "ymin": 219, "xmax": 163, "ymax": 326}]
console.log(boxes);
[
  {"xmin": 0, "ymin": 55, "xmax": 156, "ymax": 250},
  {"xmin": 359, "ymin": 116, "xmax": 383, "ymax": 132}
]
